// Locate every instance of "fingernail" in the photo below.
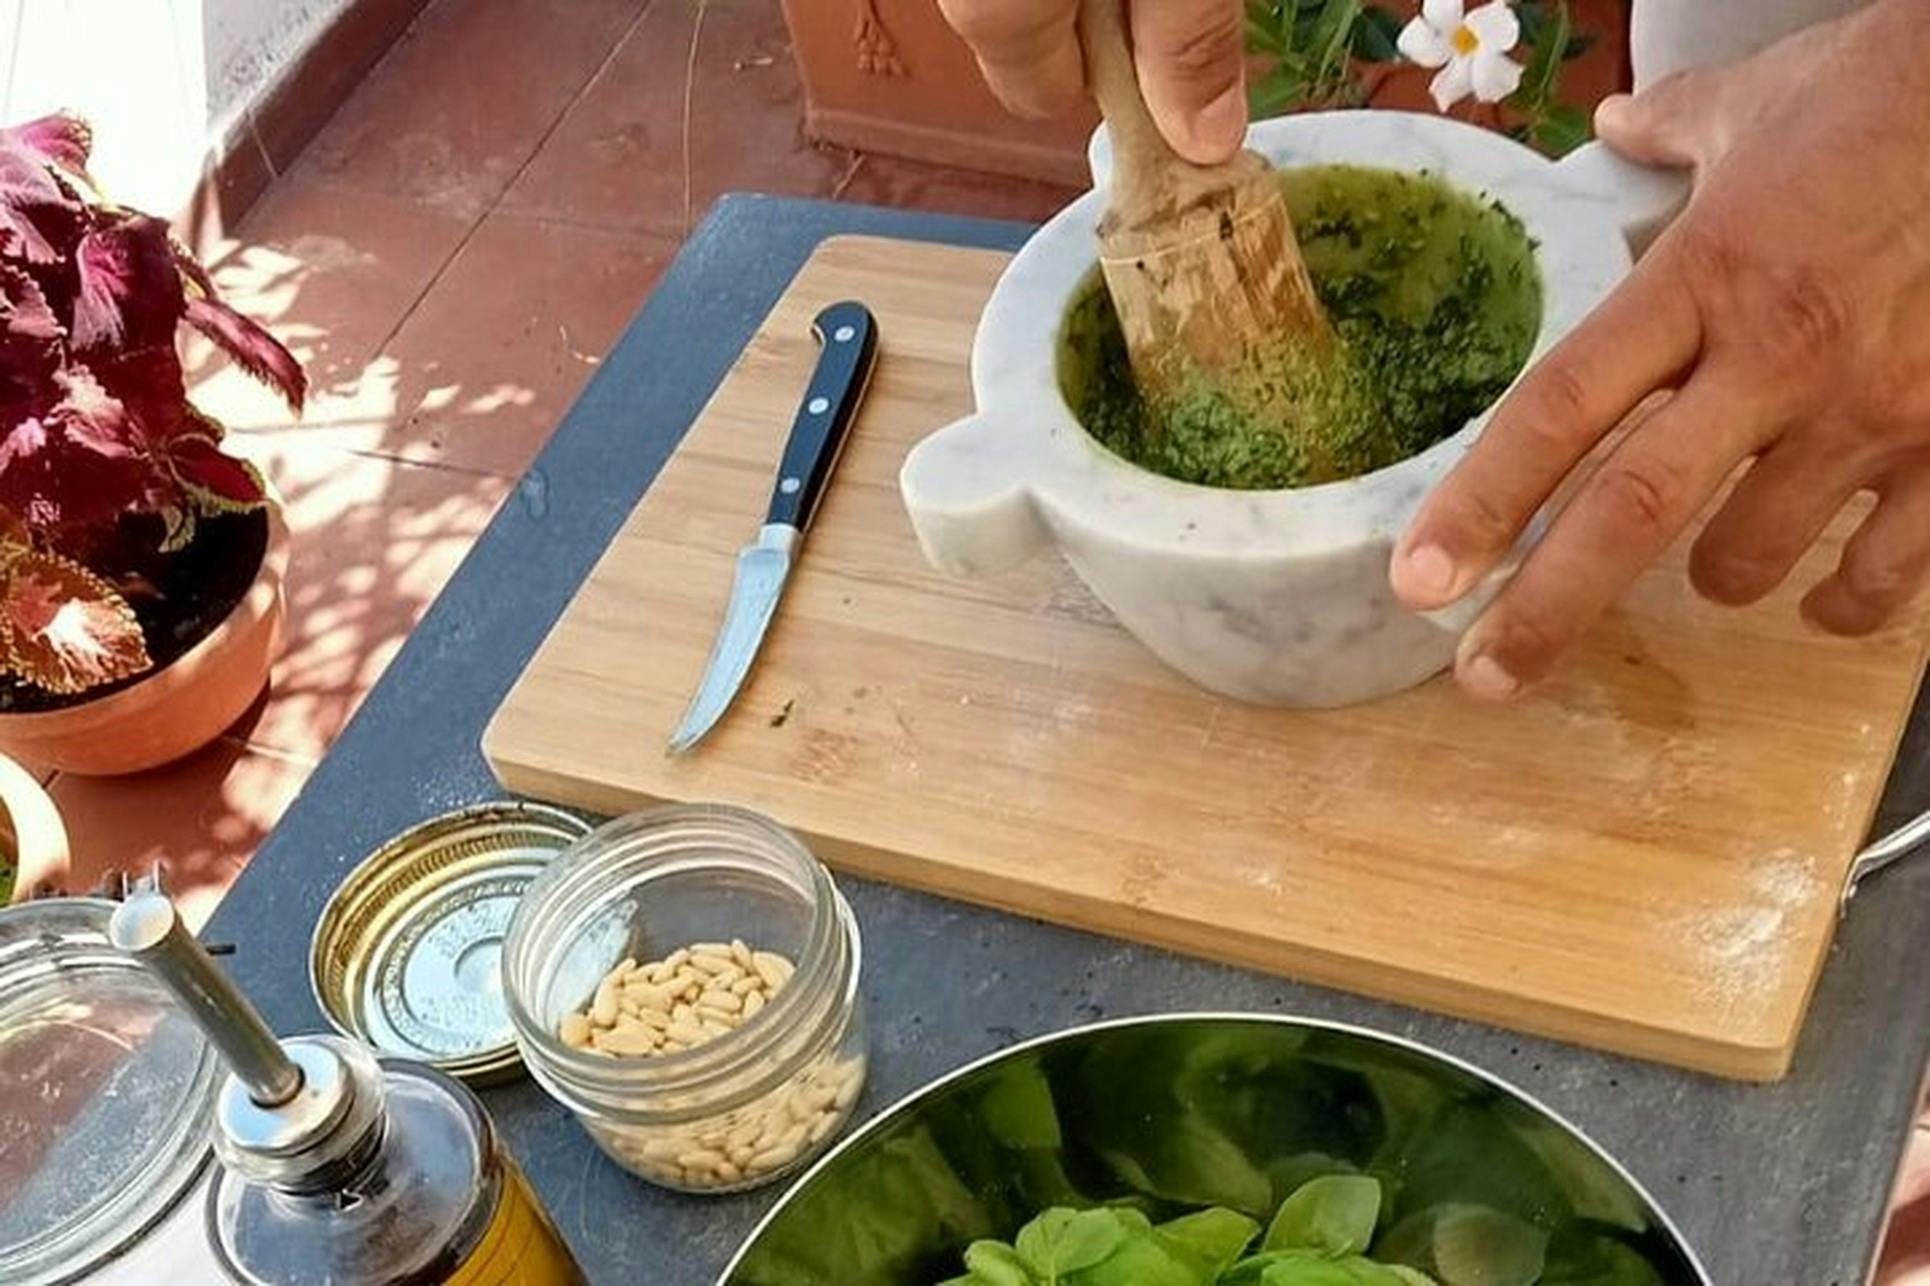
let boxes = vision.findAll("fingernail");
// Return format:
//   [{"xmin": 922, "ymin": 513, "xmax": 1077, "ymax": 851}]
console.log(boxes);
[
  {"xmin": 1460, "ymin": 653, "xmax": 1520, "ymax": 701},
  {"xmin": 1398, "ymin": 543, "xmax": 1459, "ymax": 600},
  {"xmin": 1181, "ymin": 83, "xmax": 1247, "ymax": 163}
]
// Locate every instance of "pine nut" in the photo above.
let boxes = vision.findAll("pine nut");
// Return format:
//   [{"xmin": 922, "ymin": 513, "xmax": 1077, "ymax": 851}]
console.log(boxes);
[
  {"xmin": 595, "ymin": 1024, "xmax": 658, "ymax": 1056},
  {"xmin": 559, "ymin": 1012, "xmax": 593, "ymax": 1048},
  {"xmin": 590, "ymin": 979, "xmax": 619, "ymax": 1027},
  {"xmin": 556, "ymin": 939, "xmax": 858, "ymax": 1191},
  {"xmin": 750, "ymin": 1140, "xmax": 801, "ymax": 1174},
  {"xmin": 698, "ymin": 989, "xmax": 743, "ymax": 1014},
  {"xmin": 752, "ymin": 951, "xmax": 794, "ymax": 991}
]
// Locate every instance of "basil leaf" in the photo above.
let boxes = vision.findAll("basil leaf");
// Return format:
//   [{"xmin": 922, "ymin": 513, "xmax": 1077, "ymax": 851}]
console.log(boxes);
[
  {"xmin": 1066, "ymin": 1229, "xmax": 1217, "ymax": 1286},
  {"xmin": 1432, "ymin": 1206, "xmax": 1549, "ymax": 1286},
  {"xmin": 1156, "ymin": 1207, "xmax": 1260, "ymax": 1276},
  {"xmin": 1263, "ymin": 1175, "xmax": 1384, "ymax": 1257},
  {"xmin": 1014, "ymin": 1208, "xmax": 1131, "ymax": 1281},
  {"xmin": 1255, "ymin": 1251, "xmax": 1372, "ymax": 1284},
  {"xmin": 960, "ymin": 1240, "xmax": 1036, "ymax": 1286}
]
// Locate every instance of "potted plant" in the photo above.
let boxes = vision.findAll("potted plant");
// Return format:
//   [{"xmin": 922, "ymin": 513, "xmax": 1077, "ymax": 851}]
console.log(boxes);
[
  {"xmin": 0, "ymin": 751, "xmax": 67, "ymax": 901},
  {"xmin": 1244, "ymin": 0, "xmax": 1627, "ymax": 155},
  {"xmin": 778, "ymin": 0, "xmax": 1098, "ymax": 185},
  {"xmin": 777, "ymin": 2, "xmax": 1622, "ymax": 186},
  {"xmin": 0, "ymin": 113, "xmax": 305, "ymax": 775}
]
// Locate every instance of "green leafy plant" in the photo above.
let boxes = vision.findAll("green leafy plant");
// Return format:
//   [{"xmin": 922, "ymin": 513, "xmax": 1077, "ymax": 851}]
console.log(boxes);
[
  {"xmin": 1246, "ymin": 0, "xmax": 1407, "ymax": 115},
  {"xmin": 1505, "ymin": 2, "xmax": 1595, "ymax": 154},
  {"xmin": 934, "ymin": 1173, "xmax": 1580, "ymax": 1285},
  {"xmin": 1245, "ymin": 0, "xmax": 1601, "ymax": 157},
  {"xmin": 0, "ymin": 113, "xmax": 304, "ymax": 697}
]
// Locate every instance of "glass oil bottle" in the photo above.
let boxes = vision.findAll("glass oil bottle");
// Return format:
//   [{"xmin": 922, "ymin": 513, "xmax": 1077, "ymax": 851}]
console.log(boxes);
[{"xmin": 109, "ymin": 889, "xmax": 583, "ymax": 1285}]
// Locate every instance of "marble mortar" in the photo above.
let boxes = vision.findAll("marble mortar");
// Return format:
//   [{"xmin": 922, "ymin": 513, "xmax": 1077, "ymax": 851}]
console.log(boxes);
[{"xmin": 900, "ymin": 110, "xmax": 1687, "ymax": 706}]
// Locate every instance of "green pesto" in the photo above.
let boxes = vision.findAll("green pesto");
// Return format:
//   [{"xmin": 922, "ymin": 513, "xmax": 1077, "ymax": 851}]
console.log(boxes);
[{"xmin": 1058, "ymin": 165, "xmax": 1543, "ymax": 490}]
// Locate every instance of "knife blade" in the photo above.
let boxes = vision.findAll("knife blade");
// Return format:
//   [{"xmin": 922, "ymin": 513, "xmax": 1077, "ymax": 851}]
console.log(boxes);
[{"xmin": 668, "ymin": 300, "xmax": 879, "ymax": 754}]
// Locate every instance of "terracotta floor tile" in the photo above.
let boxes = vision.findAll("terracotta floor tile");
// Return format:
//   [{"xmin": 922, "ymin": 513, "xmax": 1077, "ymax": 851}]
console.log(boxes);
[
  {"xmin": 50, "ymin": 741, "xmax": 311, "ymax": 930},
  {"xmin": 501, "ymin": 0, "xmax": 850, "ymax": 238},
  {"xmin": 186, "ymin": 178, "xmax": 472, "ymax": 439},
  {"xmin": 833, "ymin": 152, "xmax": 1078, "ymax": 224},
  {"xmin": 301, "ymin": 0, "xmax": 643, "ymax": 222},
  {"xmin": 1881, "ymin": 1122, "xmax": 1930, "ymax": 1282},
  {"xmin": 228, "ymin": 437, "xmax": 512, "ymax": 762},
  {"xmin": 369, "ymin": 211, "xmax": 675, "ymax": 474}
]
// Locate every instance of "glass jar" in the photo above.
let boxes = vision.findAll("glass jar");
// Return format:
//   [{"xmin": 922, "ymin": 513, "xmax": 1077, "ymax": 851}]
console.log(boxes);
[
  {"xmin": 0, "ymin": 899, "xmax": 224, "ymax": 1285},
  {"xmin": 502, "ymin": 805, "xmax": 866, "ymax": 1193}
]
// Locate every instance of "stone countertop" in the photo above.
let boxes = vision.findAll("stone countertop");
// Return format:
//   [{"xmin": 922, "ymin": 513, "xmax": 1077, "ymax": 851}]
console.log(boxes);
[{"xmin": 207, "ymin": 194, "xmax": 1930, "ymax": 1286}]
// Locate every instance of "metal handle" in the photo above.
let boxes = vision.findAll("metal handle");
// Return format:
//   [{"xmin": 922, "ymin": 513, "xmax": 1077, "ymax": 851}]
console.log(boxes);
[
  {"xmin": 109, "ymin": 889, "xmax": 304, "ymax": 1106},
  {"xmin": 1844, "ymin": 807, "xmax": 1930, "ymax": 906}
]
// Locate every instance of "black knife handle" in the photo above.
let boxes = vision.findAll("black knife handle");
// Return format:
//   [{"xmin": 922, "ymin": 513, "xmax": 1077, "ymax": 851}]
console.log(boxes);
[{"xmin": 765, "ymin": 301, "xmax": 878, "ymax": 532}]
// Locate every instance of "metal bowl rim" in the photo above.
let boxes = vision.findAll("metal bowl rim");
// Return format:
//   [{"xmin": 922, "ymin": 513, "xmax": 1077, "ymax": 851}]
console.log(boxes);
[{"xmin": 714, "ymin": 1010, "xmax": 1713, "ymax": 1286}]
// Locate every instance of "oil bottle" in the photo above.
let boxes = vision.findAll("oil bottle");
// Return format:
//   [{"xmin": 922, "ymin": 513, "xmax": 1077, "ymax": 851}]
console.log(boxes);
[{"xmin": 109, "ymin": 889, "xmax": 583, "ymax": 1285}]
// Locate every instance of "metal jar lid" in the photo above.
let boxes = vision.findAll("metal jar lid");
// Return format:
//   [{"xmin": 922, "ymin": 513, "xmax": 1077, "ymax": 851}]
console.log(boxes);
[
  {"xmin": 0, "ymin": 898, "xmax": 222, "ymax": 1285},
  {"xmin": 309, "ymin": 801, "xmax": 592, "ymax": 1083}
]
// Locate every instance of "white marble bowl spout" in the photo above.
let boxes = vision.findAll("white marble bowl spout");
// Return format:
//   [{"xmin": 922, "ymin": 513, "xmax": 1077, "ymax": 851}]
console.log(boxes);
[{"xmin": 900, "ymin": 111, "xmax": 1687, "ymax": 707}]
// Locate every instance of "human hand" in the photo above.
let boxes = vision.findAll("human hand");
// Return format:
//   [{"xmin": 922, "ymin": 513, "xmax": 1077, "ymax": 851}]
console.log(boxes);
[
  {"xmin": 1389, "ymin": 0, "xmax": 1930, "ymax": 700},
  {"xmin": 935, "ymin": 0, "xmax": 1247, "ymax": 164}
]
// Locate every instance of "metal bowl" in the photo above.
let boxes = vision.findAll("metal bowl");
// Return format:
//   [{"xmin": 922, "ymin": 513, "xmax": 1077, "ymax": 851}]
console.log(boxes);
[{"xmin": 721, "ymin": 1015, "xmax": 1710, "ymax": 1285}]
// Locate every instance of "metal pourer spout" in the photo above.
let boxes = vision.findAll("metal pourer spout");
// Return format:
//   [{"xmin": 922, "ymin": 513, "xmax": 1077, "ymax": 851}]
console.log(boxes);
[{"xmin": 108, "ymin": 889, "xmax": 304, "ymax": 1107}]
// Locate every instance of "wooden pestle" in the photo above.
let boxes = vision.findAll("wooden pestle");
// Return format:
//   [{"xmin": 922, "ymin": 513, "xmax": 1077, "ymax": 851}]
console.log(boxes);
[{"xmin": 1079, "ymin": 0, "xmax": 1332, "ymax": 435}]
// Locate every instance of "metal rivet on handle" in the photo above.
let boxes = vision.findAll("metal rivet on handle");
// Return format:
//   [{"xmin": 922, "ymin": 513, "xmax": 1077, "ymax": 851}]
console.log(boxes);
[
  {"xmin": 832, "ymin": 326, "xmax": 856, "ymax": 343},
  {"xmin": 779, "ymin": 477, "xmax": 801, "ymax": 495},
  {"xmin": 807, "ymin": 397, "xmax": 830, "ymax": 415}
]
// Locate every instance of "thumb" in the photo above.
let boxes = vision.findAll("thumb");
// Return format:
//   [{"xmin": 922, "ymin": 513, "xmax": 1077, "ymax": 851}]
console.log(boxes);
[
  {"xmin": 1594, "ymin": 70, "xmax": 1724, "ymax": 170},
  {"xmin": 1128, "ymin": 0, "xmax": 1247, "ymax": 165}
]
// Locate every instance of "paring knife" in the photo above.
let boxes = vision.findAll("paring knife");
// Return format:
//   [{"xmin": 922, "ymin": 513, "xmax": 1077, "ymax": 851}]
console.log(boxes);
[{"xmin": 667, "ymin": 300, "xmax": 880, "ymax": 754}]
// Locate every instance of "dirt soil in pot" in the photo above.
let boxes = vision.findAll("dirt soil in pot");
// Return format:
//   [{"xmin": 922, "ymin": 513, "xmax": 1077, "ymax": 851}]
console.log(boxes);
[
  {"xmin": 0, "ymin": 509, "xmax": 269, "ymax": 714},
  {"xmin": 1061, "ymin": 165, "xmax": 1543, "ymax": 490}
]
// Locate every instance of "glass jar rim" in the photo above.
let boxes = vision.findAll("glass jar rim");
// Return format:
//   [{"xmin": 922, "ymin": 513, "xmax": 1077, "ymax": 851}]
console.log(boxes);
[{"xmin": 502, "ymin": 803, "xmax": 860, "ymax": 1120}]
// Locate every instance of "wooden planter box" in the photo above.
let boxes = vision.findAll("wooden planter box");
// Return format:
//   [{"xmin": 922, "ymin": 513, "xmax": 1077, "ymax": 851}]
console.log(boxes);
[{"xmin": 778, "ymin": 0, "xmax": 1098, "ymax": 187}]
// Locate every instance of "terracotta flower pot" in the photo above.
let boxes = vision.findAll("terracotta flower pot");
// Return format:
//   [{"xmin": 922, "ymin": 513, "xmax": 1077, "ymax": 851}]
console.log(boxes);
[
  {"xmin": 0, "ymin": 753, "xmax": 68, "ymax": 902},
  {"xmin": 0, "ymin": 507, "xmax": 289, "ymax": 776},
  {"xmin": 778, "ymin": 0, "xmax": 1097, "ymax": 186}
]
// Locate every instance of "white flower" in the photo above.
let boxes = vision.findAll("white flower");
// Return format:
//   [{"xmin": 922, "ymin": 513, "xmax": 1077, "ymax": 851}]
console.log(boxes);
[{"xmin": 1398, "ymin": 0, "xmax": 1525, "ymax": 111}]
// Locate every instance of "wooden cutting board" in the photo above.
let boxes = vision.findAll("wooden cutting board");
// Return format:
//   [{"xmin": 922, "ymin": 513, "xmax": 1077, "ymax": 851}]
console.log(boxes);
[{"xmin": 485, "ymin": 236, "xmax": 1928, "ymax": 1081}]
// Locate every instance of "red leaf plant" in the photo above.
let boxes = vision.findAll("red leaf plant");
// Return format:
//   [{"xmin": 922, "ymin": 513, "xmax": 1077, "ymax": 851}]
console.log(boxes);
[{"xmin": 0, "ymin": 113, "xmax": 303, "ymax": 696}]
